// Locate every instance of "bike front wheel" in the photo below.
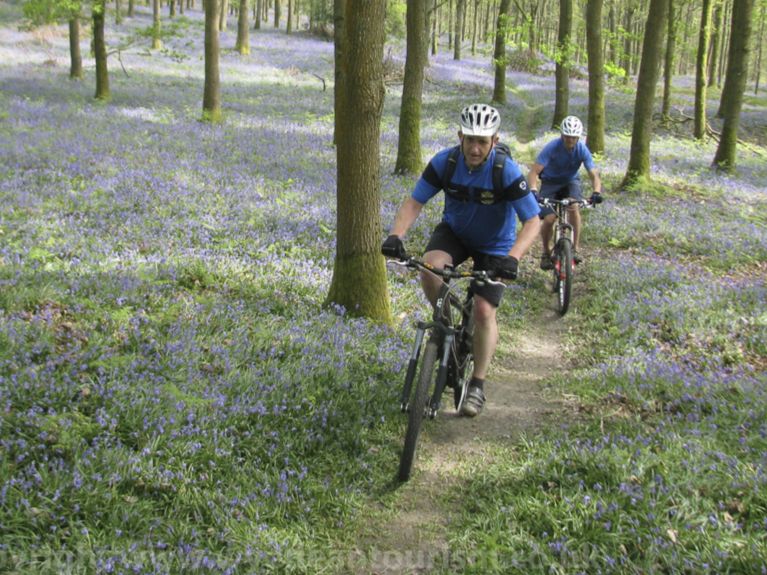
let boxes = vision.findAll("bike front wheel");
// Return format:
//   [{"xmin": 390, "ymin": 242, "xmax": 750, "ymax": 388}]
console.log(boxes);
[
  {"xmin": 554, "ymin": 239, "xmax": 573, "ymax": 315},
  {"xmin": 398, "ymin": 339, "xmax": 438, "ymax": 482}
]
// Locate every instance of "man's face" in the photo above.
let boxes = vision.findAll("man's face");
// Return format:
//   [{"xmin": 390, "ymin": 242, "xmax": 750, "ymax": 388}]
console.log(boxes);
[
  {"xmin": 562, "ymin": 135, "xmax": 579, "ymax": 151},
  {"xmin": 460, "ymin": 133, "xmax": 496, "ymax": 169}
]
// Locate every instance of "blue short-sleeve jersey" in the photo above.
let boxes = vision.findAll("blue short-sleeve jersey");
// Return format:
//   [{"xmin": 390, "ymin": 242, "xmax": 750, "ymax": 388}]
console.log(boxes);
[
  {"xmin": 536, "ymin": 138, "xmax": 595, "ymax": 185},
  {"xmin": 411, "ymin": 146, "xmax": 540, "ymax": 256}
]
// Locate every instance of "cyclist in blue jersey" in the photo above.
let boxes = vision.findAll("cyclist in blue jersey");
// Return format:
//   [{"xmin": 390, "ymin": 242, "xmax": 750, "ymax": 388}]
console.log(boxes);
[
  {"xmin": 381, "ymin": 104, "xmax": 541, "ymax": 417},
  {"xmin": 527, "ymin": 115, "xmax": 603, "ymax": 269}
]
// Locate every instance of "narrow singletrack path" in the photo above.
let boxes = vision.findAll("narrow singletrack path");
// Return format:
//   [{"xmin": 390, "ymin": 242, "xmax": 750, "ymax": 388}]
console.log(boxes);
[{"xmin": 349, "ymin": 305, "xmax": 566, "ymax": 575}]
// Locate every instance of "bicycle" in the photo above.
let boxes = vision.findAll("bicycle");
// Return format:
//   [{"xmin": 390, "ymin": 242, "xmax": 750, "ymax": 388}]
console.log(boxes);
[
  {"xmin": 538, "ymin": 197, "xmax": 597, "ymax": 316},
  {"xmin": 387, "ymin": 257, "xmax": 505, "ymax": 482}
]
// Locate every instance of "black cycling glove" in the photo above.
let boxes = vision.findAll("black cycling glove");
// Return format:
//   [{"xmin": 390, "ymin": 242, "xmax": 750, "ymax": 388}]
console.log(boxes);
[
  {"xmin": 381, "ymin": 235, "xmax": 407, "ymax": 260},
  {"xmin": 590, "ymin": 192, "xmax": 604, "ymax": 205},
  {"xmin": 493, "ymin": 256, "xmax": 519, "ymax": 280}
]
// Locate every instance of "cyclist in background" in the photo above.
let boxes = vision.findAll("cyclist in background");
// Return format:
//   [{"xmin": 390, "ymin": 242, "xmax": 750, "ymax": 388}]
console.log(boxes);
[
  {"xmin": 381, "ymin": 104, "xmax": 540, "ymax": 417},
  {"xmin": 527, "ymin": 116, "xmax": 603, "ymax": 270}
]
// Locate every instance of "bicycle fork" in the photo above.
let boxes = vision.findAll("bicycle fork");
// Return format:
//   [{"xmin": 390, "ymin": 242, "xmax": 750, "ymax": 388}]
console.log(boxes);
[{"xmin": 399, "ymin": 322, "xmax": 454, "ymax": 418}]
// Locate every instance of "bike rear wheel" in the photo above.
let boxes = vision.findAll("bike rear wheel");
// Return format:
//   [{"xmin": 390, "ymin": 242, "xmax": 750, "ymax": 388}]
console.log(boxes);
[
  {"xmin": 555, "ymin": 239, "xmax": 573, "ymax": 315},
  {"xmin": 398, "ymin": 339, "xmax": 438, "ymax": 482}
]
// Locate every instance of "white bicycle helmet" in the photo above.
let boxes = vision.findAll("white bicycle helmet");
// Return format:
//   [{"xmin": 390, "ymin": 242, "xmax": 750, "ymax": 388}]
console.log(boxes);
[
  {"xmin": 560, "ymin": 115, "xmax": 584, "ymax": 137},
  {"xmin": 459, "ymin": 104, "xmax": 501, "ymax": 137}
]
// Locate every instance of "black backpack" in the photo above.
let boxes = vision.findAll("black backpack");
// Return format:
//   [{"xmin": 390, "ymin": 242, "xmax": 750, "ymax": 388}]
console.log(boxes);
[{"xmin": 440, "ymin": 142, "xmax": 512, "ymax": 205}]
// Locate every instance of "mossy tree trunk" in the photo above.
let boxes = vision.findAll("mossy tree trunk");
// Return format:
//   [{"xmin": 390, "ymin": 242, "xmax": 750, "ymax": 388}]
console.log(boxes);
[
  {"xmin": 394, "ymin": 0, "xmax": 428, "ymax": 175},
  {"xmin": 661, "ymin": 0, "xmax": 677, "ymax": 121},
  {"xmin": 68, "ymin": 16, "xmax": 83, "ymax": 79},
  {"xmin": 93, "ymin": 0, "xmax": 110, "ymax": 101},
  {"xmin": 235, "ymin": 0, "xmax": 250, "ymax": 54},
  {"xmin": 203, "ymin": 0, "xmax": 223, "ymax": 122},
  {"xmin": 552, "ymin": 0, "xmax": 572, "ymax": 129},
  {"xmin": 694, "ymin": 0, "xmax": 714, "ymax": 139},
  {"xmin": 453, "ymin": 0, "xmax": 464, "ymax": 60},
  {"xmin": 713, "ymin": 0, "xmax": 755, "ymax": 171},
  {"xmin": 152, "ymin": 0, "xmax": 162, "ymax": 49},
  {"xmin": 492, "ymin": 0, "xmax": 512, "ymax": 105},
  {"xmin": 585, "ymin": 0, "xmax": 605, "ymax": 154},
  {"xmin": 326, "ymin": 0, "xmax": 391, "ymax": 322},
  {"xmin": 622, "ymin": 0, "xmax": 668, "ymax": 188},
  {"xmin": 332, "ymin": 0, "xmax": 344, "ymax": 146}
]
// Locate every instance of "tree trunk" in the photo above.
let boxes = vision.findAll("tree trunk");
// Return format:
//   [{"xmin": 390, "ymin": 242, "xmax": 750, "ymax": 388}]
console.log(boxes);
[
  {"xmin": 255, "ymin": 0, "xmax": 261, "ymax": 28},
  {"xmin": 287, "ymin": 0, "xmax": 293, "ymax": 33},
  {"xmin": 153, "ymin": 0, "xmax": 163, "ymax": 49},
  {"xmin": 694, "ymin": 0, "xmax": 714, "ymax": 139},
  {"xmin": 236, "ymin": 0, "xmax": 250, "ymax": 53},
  {"xmin": 128, "ymin": 0, "xmax": 135, "ymax": 17},
  {"xmin": 115, "ymin": 0, "xmax": 122, "ymax": 24},
  {"xmin": 622, "ymin": 0, "xmax": 668, "ymax": 187},
  {"xmin": 755, "ymin": 2, "xmax": 765, "ymax": 93},
  {"xmin": 326, "ymin": 0, "xmax": 391, "ymax": 322},
  {"xmin": 93, "ymin": 0, "xmax": 110, "ymax": 100},
  {"xmin": 203, "ymin": 0, "xmax": 223, "ymax": 122},
  {"xmin": 453, "ymin": 0, "xmax": 464, "ymax": 59},
  {"xmin": 712, "ymin": 0, "xmax": 755, "ymax": 170},
  {"xmin": 333, "ymin": 0, "xmax": 344, "ymax": 146},
  {"xmin": 274, "ymin": 0, "xmax": 281, "ymax": 27},
  {"xmin": 586, "ymin": 0, "xmax": 605, "ymax": 154},
  {"xmin": 68, "ymin": 16, "xmax": 83, "ymax": 79},
  {"xmin": 492, "ymin": 0, "xmax": 512, "ymax": 104},
  {"xmin": 219, "ymin": 0, "xmax": 229, "ymax": 30},
  {"xmin": 552, "ymin": 0, "xmax": 572, "ymax": 128},
  {"xmin": 395, "ymin": 0, "xmax": 428, "ymax": 175},
  {"xmin": 661, "ymin": 0, "xmax": 676, "ymax": 120},
  {"xmin": 708, "ymin": 0, "xmax": 723, "ymax": 87}
]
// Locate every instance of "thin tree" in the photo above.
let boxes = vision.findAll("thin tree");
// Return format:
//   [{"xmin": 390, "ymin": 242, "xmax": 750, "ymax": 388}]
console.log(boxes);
[
  {"xmin": 622, "ymin": 0, "xmax": 669, "ymax": 187},
  {"xmin": 712, "ymin": 0, "xmax": 756, "ymax": 170},
  {"xmin": 274, "ymin": 0, "xmax": 281, "ymax": 27},
  {"xmin": 93, "ymin": 0, "xmax": 110, "ymax": 100},
  {"xmin": 552, "ymin": 0, "xmax": 572, "ymax": 128},
  {"xmin": 326, "ymin": 0, "xmax": 390, "ymax": 321},
  {"xmin": 453, "ymin": 0, "xmax": 465, "ymax": 59},
  {"xmin": 219, "ymin": 0, "xmax": 228, "ymax": 30},
  {"xmin": 694, "ymin": 0, "xmax": 714, "ymax": 139},
  {"xmin": 23, "ymin": 0, "xmax": 84, "ymax": 79},
  {"xmin": 235, "ymin": 0, "xmax": 250, "ymax": 54},
  {"xmin": 585, "ymin": 0, "xmax": 605, "ymax": 154},
  {"xmin": 492, "ymin": 0, "xmax": 512, "ymax": 104},
  {"xmin": 661, "ymin": 0, "xmax": 677, "ymax": 121},
  {"xmin": 152, "ymin": 0, "xmax": 162, "ymax": 49},
  {"xmin": 202, "ymin": 0, "xmax": 223, "ymax": 122},
  {"xmin": 395, "ymin": 0, "xmax": 428, "ymax": 175},
  {"xmin": 754, "ymin": 0, "xmax": 764, "ymax": 93},
  {"xmin": 708, "ymin": 0, "xmax": 724, "ymax": 87}
]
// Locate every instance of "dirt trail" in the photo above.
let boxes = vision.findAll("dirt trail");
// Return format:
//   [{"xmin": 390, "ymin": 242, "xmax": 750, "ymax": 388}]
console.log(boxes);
[{"xmin": 350, "ymin": 305, "xmax": 566, "ymax": 575}]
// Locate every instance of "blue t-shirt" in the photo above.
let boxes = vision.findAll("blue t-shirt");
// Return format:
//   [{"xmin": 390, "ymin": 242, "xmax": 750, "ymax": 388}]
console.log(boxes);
[
  {"xmin": 412, "ymin": 146, "xmax": 540, "ymax": 256},
  {"xmin": 536, "ymin": 138, "xmax": 595, "ymax": 185}
]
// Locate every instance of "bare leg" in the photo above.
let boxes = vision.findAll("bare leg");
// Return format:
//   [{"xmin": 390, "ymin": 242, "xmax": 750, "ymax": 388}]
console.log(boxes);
[
  {"xmin": 569, "ymin": 205, "xmax": 582, "ymax": 251},
  {"xmin": 420, "ymin": 249, "xmax": 452, "ymax": 306},
  {"xmin": 470, "ymin": 295, "xmax": 497, "ymax": 380},
  {"xmin": 540, "ymin": 214, "xmax": 557, "ymax": 255}
]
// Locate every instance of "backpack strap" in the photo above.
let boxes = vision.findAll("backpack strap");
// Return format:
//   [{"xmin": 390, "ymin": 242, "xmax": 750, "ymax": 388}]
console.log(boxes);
[
  {"xmin": 492, "ymin": 143, "xmax": 510, "ymax": 195},
  {"xmin": 441, "ymin": 145, "xmax": 471, "ymax": 202}
]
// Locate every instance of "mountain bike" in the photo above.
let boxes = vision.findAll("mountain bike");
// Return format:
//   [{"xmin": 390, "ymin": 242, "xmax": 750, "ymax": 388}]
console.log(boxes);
[
  {"xmin": 387, "ymin": 257, "xmax": 504, "ymax": 482},
  {"xmin": 538, "ymin": 197, "xmax": 596, "ymax": 316}
]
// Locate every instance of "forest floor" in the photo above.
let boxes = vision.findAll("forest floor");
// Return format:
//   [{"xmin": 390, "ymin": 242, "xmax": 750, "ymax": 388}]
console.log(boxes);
[{"xmin": 349, "ymin": 280, "xmax": 569, "ymax": 574}]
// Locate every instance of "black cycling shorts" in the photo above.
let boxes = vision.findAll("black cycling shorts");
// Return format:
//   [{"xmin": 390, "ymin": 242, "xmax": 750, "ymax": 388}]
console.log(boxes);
[
  {"xmin": 424, "ymin": 222, "xmax": 506, "ymax": 308},
  {"xmin": 539, "ymin": 179, "xmax": 584, "ymax": 218}
]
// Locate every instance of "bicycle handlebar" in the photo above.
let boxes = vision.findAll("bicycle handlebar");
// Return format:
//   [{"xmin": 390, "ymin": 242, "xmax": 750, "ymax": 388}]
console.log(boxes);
[
  {"xmin": 538, "ymin": 197, "xmax": 596, "ymax": 209},
  {"xmin": 387, "ymin": 257, "xmax": 507, "ymax": 287}
]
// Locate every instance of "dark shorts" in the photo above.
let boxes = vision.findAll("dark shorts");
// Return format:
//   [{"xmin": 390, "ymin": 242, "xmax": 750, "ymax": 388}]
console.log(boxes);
[
  {"xmin": 539, "ymin": 179, "xmax": 584, "ymax": 218},
  {"xmin": 424, "ymin": 222, "xmax": 506, "ymax": 307}
]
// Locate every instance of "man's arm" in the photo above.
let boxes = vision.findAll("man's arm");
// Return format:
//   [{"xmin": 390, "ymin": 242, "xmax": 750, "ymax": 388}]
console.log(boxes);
[
  {"xmin": 527, "ymin": 162, "xmax": 544, "ymax": 192},
  {"xmin": 587, "ymin": 168, "xmax": 602, "ymax": 194},
  {"xmin": 389, "ymin": 196, "xmax": 424, "ymax": 238},
  {"xmin": 508, "ymin": 215, "xmax": 541, "ymax": 261}
]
